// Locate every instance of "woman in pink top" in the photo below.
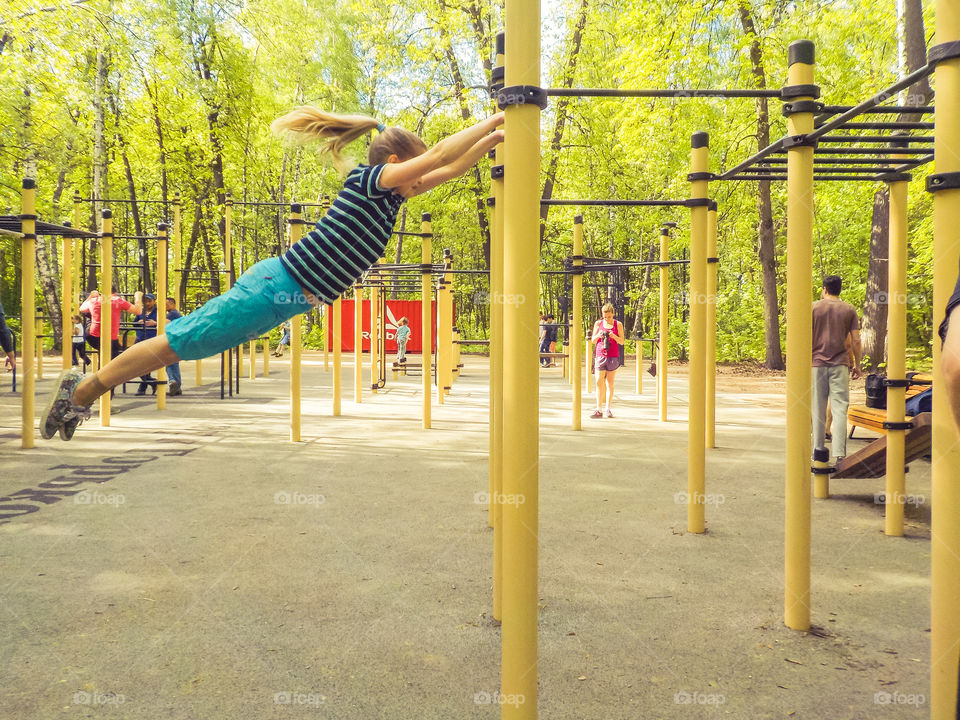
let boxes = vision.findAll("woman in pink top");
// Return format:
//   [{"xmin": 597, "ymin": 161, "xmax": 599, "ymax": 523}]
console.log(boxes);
[{"xmin": 590, "ymin": 302, "xmax": 626, "ymax": 418}]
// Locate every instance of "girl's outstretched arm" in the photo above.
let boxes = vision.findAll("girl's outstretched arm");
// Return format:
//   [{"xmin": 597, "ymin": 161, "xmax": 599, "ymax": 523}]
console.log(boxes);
[
  {"xmin": 406, "ymin": 131, "xmax": 504, "ymax": 197},
  {"xmin": 378, "ymin": 113, "xmax": 504, "ymax": 190}
]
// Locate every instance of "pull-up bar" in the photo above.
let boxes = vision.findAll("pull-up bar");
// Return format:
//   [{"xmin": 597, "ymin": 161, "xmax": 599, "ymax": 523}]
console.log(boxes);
[
  {"xmin": 542, "ymin": 199, "xmax": 687, "ymax": 207},
  {"xmin": 545, "ymin": 88, "xmax": 780, "ymax": 99}
]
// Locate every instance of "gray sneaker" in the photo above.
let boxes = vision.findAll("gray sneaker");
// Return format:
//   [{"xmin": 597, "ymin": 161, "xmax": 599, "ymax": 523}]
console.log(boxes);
[{"xmin": 40, "ymin": 368, "xmax": 91, "ymax": 440}]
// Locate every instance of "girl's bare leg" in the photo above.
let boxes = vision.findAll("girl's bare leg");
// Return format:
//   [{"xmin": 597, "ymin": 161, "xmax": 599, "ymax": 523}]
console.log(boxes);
[
  {"xmin": 73, "ymin": 336, "xmax": 181, "ymax": 406},
  {"xmin": 596, "ymin": 369, "xmax": 607, "ymax": 409},
  {"xmin": 605, "ymin": 370, "xmax": 617, "ymax": 411}
]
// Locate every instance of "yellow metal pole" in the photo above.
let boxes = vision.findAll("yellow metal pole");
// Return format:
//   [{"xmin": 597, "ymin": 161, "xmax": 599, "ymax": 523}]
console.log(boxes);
[
  {"xmin": 635, "ymin": 339, "xmax": 642, "ymax": 394},
  {"xmin": 290, "ymin": 204, "xmax": 303, "ymax": 442},
  {"xmin": 172, "ymin": 193, "xmax": 182, "ymax": 292},
  {"xmin": 370, "ymin": 264, "xmax": 379, "ymax": 394},
  {"xmin": 263, "ymin": 334, "xmax": 270, "ymax": 377},
  {"xmin": 156, "ymin": 224, "xmax": 168, "ymax": 411},
  {"xmin": 61, "ymin": 226, "xmax": 72, "ymax": 370},
  {"xmin": 354, "ymin": 282, "xmax": 363, "ymax": 404},
  {"xmin": 421, "ymin": 214, "xmax": 433, "ymax": 428},
  {"xmin": 572, "ymin": 215, "xmax": 583, "ymax": 430},
  {"xmin": 502, "ymin": 6, "xmax": 541, "ymax": 714},
  {"xmin": 436, "ymin": 253, "xmax": 449, "ymax": 404},
  {"xmin": 931, "ymin": 2, "xmax": 960, "ymax": 715},
  {"xmin": 586, "ymin": 337, "xmax": 593, "ymax": 393},
  {"xmin": 443, "ymin": 251, "xmax": 454, "ymax": 395},
  {"xmin": 884, "ymin": 176, "xmax": 909, "ymax": 536},
  {"xmin": 659, "ymin": 224, "xmax": 672, "ymax": 422},
  {"xmin": 99, "ymin": 209, "xmax": 113, "ymax": 426},
  {"xmin": 784, "ymin": 40, "xmax": 816, "ymax": 632},
  {"xmin": 489, "ymin": 103, "xmax": 505, "ymax": 617},
  {"xmin": 35, "ymin": 316, "xmax": 42, "ymax": 379},
  {"xmin": 706, "ymin": 203, "xmax": 718, "ymax": 448},
  {"xmin": 73, "ymin": 191, "xmax": 83, "ymax": 310},
  {"xmin": 324, "ymin": 303, "xmax": 330, "ymax": 371},
  {"xmin": 249, "ymin": 340, "xmax": 255, "ymax": 379},
  {"xmin": 333, "ymin": 297, "xmax": 342, "ymax": 417},
  {"xmin": 687, "ymin": 133, "xmax": 709, "ymax": 535},
  {"xmin": 813, "ymin": 449, "xmax": 831, "ymax": 499},
  {"xmin": 20, "ymin": 179, "xmax": 36, "ymax": 449}
]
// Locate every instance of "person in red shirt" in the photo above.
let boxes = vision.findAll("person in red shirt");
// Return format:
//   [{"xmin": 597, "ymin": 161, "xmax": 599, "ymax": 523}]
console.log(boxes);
[{"xmin": 79, "ymin": 288, "xmax": 143, "ymax": 359}]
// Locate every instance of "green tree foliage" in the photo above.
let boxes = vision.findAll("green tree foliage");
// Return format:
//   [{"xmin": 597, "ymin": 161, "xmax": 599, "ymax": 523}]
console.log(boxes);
[{"xmin": 0, "ymin": 0, "xmax": 937, "ymax": 365}]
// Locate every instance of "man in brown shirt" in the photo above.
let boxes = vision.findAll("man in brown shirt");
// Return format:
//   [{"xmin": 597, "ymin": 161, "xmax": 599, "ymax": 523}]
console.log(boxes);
[{"xmin": 812, "ymin": 275, "xmax": 862, "ymax": 461}]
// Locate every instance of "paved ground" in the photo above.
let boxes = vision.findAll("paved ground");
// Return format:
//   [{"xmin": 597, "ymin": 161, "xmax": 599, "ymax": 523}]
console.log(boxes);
[{"xmin": 0, "ymin": 354, "xmax": 931, "ymax": 719}]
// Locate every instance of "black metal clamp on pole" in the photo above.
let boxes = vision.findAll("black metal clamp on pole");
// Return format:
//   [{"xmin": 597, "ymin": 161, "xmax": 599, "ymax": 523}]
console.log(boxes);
[{"xmin": 497, "ymin": 86, "xmax": 549, "ymax": 110}]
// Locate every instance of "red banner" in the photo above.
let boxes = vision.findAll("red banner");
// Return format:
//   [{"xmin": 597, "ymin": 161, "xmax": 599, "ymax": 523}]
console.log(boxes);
[{"xmin": 328, "ymin": 300, "xmax": 437, "ymax": 353}]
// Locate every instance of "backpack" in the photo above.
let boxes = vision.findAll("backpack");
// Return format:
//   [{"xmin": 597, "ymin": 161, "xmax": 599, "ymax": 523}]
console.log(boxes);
[{"xmin": 865, "ymin": 373, "xmax": 886, "ymax": 410}]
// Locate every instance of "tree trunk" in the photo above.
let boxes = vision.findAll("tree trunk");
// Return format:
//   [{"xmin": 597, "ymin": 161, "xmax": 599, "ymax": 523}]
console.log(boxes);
[
  {"xmin": 35, "ymin": 240, "xmax": 62, "ymax": 351},
  {"xmin": 738, "ymin": 1, "xmax": 784, "ymax": 370},
  {"xmin": 436, "ymin": 15, "xmax": 491, "ymax": 263},
  {"xmin": 540, "ymin": 0, "xmax": 589, "ymax": 247},
  {"xmin": 861, "ymin": 190, "xmax": 890, "ymax": 370},
  {"xmin": 861, "ymin": 0, "xmax": 931, "ymax": 371},
  {"xmin": 89, "ymin": 50, "xmax": 108, "ymax": 290}
]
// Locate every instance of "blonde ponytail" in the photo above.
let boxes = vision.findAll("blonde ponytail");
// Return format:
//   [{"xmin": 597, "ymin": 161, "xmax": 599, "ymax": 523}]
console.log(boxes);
[{"xmin": 271, "ymin": 107, "xmax": 380, "ymax": 172}]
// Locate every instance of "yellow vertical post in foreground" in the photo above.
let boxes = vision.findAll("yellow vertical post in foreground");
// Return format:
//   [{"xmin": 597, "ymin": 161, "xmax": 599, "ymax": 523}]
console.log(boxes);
[
  {"xmin": 572, "ymin": 215, "xmax": 583, "ymax": 430},
  {"xmin": 783, "ymin": 40, "xmax": 815, "ymax": 632},
  {"xmin": 421, "ymin": 214, "xmax": 433, "ymax": 429},
  {"xmin": 156, "ymin": 223, "xmax": 169, "ymax": 411},
  {"xmin": 20, "ymin": 179, "xmax": 36, "ymax": 448},
  {"xmin": 706, "ymin": 202, "xmax": 718, "ymax": 448},
  {"xmin": 249, "ymin": 340, "xmax": 256, "ymax": 380},
  {"xmin": 502, "ymin": 7, "xmax": 541, "ymax": 716},
  {"xmin": 489, "ymin": 85, "xmax": 505, "ymax": 616},
  {"xmin": 687, "ymin": 132, "xmax": 709, "ymax": 535},
  {"xmin": 659, "ymin": 224, "xmax": 672, "ymax": 422},
  {"xmin": 332, "ymin": 298, "xmax": 342, "ymax": 417},
  {"xmin": 289, "ymin": 204, "xmax": 303, "ymax": 442},
  {"xmin": 885, "ymin": 176, "xmax": 908, "ymax": 536},
  {"xmin": 61, "ymin": 225, "xmax": 72, "ymax": 370},
  {"xmin": 99, "ymin": 209, "xmax": 113, "ymax": 427},
  {"xmin": 931, "ymin": 2, "xmax": 960, "ymax": 715}
]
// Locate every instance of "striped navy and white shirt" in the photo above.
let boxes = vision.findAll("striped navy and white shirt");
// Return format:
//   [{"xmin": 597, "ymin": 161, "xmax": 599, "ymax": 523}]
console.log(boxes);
[{"xmin": 279, "ymin": 164, "xmax": 404, "ymax": 303}]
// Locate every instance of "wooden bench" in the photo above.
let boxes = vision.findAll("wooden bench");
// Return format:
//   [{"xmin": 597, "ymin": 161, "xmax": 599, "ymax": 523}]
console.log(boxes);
[
  {"xmin": 391, "ymin": 362, "xmax": 423, "ymax": 377},
  {"xmin": 848, "ymin": 379, "xmax": 930, "ymax": 438},
  {"xmin": 833, "ymin": 412, "xmax": 932, "ymax": 479}
]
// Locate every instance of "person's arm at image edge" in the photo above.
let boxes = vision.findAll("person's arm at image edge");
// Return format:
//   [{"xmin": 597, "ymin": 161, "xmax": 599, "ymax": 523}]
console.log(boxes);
[{"xmin": 943, "ymin": 305, "xmax": 960, "ymax": 433}]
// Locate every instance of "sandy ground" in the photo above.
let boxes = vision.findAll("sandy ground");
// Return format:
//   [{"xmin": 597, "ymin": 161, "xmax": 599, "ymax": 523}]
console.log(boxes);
[{"xmin": 0, "ymin": 353, "xmax": 931, "ymax": 719}]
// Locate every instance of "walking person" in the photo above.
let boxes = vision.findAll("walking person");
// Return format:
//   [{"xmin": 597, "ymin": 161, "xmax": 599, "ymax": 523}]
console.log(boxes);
[
  {"xmin": 165, "ymin": 297, "xmax": 183, "ymax": 396},
  {"xmin": 40, "ymin": 107, "xmax": 505, "ymax": 440},
  {"xmin": 591, "ymin": 303, "xmax": 626, "ymax": 418},
  {"xmin": 811, "ymin": 275, "xmax": 862, "ymax": 463},
  {"xmin": 539, "ymin": 312, "xmax": 551, "ymax": 367},
  {"xmin": 395, "ymin": 317, "xmax": 411, "ymax": 363}
]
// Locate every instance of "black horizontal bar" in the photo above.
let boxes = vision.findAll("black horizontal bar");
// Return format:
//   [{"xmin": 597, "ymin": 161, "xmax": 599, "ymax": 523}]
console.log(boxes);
[
  {"xmin": 545, "ymin": 88, "xmax": 779, "ymax": 99},
  {"xmin": 393, "ymin": 231, "xmax": 432, "ymax": 237},
  {"xmin": 581, "ymin": 259, "xmax": 690, "ymax": 268},
  {"xmin": 542, "ymin": 199, "xmax": 686, "ymax": 207},
  {"xmin": 817, "ymin": 135, "xmax": 934, "ymax": 144},
  {"xmin": 757, "ymin": 166, "xmax": 902, "ymax": 174},
  {"xmin": 806, "ymin": 63, "xmax": 935, "ymax": 142},
  {"xmin": 78, "ymin": 198, "xmax": 169, "ymax": 204},
  {"xmin": 760, "ymin": 157, "xmax": 928, "ymax": 165},
  {"xmin": 770, "ymin": 147, "xmax": 934, "ymax": 156},
  {"xmin": 725, "ymin": 175, "xmax": 904, "ymax": 182},
  {"xmin": 111, "ymin": 235, "xmax": 163, "ymax": 240},
  {"xmin": 718, "ymin": 138, "xmax": 784, "ymax": 180},
  {"xmin": 835, "ymin": 122, "xmax": 933, "ymax": 130},
  {"xmin": 820, "ymin": 105, "xmax": 934, "ymax": 115}
]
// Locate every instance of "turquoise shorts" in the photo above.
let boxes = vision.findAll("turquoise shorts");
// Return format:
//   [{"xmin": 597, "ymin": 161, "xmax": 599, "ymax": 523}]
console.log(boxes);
[{"xmin": 165, "ymin": 258, "xmax": 312, "ymax": 361}]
